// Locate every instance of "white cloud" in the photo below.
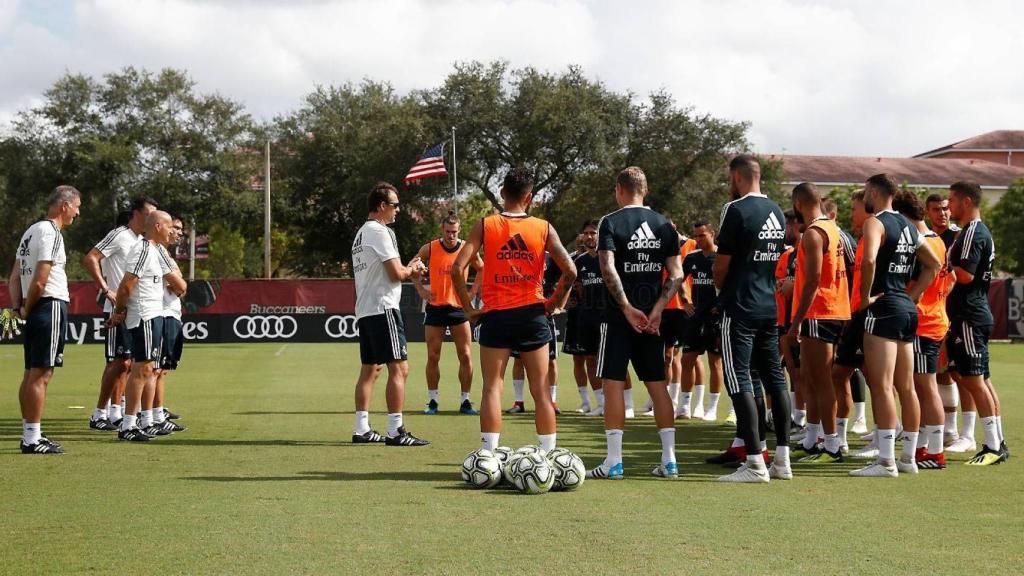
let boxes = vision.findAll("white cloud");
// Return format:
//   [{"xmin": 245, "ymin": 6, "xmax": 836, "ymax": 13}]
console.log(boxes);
[{"xmin": 0, "ymin": 0, "xmax": 1021, "ymax": 156}]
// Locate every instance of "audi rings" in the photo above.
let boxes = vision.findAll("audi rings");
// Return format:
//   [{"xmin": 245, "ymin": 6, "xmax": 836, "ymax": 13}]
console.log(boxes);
[
  {"xmin": 233, "ymin": 315, "xmax": 298, "ymax": 339},
  {"xmin": 324, "ymin": 315, "xmax": 359, "ymax": 338}
]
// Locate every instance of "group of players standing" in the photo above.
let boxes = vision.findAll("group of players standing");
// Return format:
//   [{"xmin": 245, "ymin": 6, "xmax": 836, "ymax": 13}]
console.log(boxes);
[
  {"xmin": 10, "ymin": 190, "xmax": 189, "ymax": 453},
  {"xmin": 350, "ymin": 155, "xmax": 1009, "ymax": 481}
]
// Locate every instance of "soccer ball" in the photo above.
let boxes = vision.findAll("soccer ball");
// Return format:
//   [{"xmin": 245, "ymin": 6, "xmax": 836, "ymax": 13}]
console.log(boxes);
[
  {"xmin": 515, "ymin": 445, "xmax": 544, "ymax": 456},
  {"xmin": 461, "ymin": 449, "xmax": 502, "ymax": 489},
  {"xmin": 548, "ymin": 450, "xmax": 586, "ymax": 491},
  {"xmin": 510, "ymin": 452, "xmax": 555, "ymax": 494},
  {"xmin": 502, "ymin": 452, "xmax": 524, "ymax": 486},
  {"xmin": 493, "ymin": 446, "xmax": 514, "ymax": 466}
]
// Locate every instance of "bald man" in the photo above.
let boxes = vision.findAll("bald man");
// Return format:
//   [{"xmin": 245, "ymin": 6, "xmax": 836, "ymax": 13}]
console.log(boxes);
[{"xmin": 108, "ymin": 211, "xmax": 187, "ymax": 441}]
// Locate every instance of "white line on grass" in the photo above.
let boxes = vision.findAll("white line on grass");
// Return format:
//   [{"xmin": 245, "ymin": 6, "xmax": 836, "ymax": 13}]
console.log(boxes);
[{"xmin": 275, "ymin": 344, "xmax": 289, "ymax": 356}]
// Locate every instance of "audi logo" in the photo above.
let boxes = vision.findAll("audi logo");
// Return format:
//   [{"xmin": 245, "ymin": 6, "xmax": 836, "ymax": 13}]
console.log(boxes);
[
  {"xmin": 325, "ymin": 315, "xmax": 360, "ymax": 338},
  {"xmin": 233, "ymin": 315, "xmax": 298, "ymax": 339}
]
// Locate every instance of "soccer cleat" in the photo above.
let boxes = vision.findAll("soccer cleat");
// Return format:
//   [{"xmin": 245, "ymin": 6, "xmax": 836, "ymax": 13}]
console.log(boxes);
[
  {"xmin": 575, "ymin": 404, "xmax": 592, "ymax": 414},
  {"xmin": 163, "ymin": 408, "xmax": 181, "ymax": 420},
  {"xmin": 586, "ymin": 462, "xmax": 624, "ymax": 480},
  {"xmin": 792, "ymin": 443, "xmax": 821, "ymax": 458},
  {"xmin": 384, "ymin": 426, "xmax": 430, "ymax": 446},
  {"xmin": 897, "ymin": 455, "xmax": 918, "ymax": 474},
  {"xmin": 965, "ymin": 446, "xmax": 1007, "ymax": 466},
  {"xmin": 860, "ymin": 431, "xmax": 876, "ymax": 441},
  {"xmin": 89, "ymin": 417, "xmax": 118, "ymax": 431},
  {"xmin": 706, "ymin": 446, "xmax": 745, "ymax": 466},
  {"xmin": 946, "ymin": 437, "xmax": 977, "ymax": 453},
  {"xmin": 118, "ymin": 427, "xmax": 152, "ymax": 442},
  {"xmin": 849, "ymin": 460, "xmax": 898, "ymax": 478},
  {"xmin": 674, "ymin": 407, "xmax": 692, "ymax": 420},
  {"xmin": 717, "ymin": 464, "xmax": 769, "ymax": 483},
  {"xmin": 851, "ymin": 416, "xmax": 869, "ymax": 435},
  {"xmin": 624, "ymin": 408, "xmax": 635, "ymax": 419},
  {"xmin": 799, "ymin": 448, "xmax": 843, "ymax": 464},
  {"xmin": 702, "ymin": 408, "xmax": 718, "ymax": 422},
  {"xmin": 790, "ymin": 428, "xmax": 807, "ymax": 445},
  {"xmin": 651, "ymin": 462, "xmax": 679, "ymax": 478},
  {"xmin": 640, "ymin": 409, "xmax": 655, "ymax": 417},
  {"xmin": 552, "ymin": 403, "xmax": 561, "ymax": 416},
  {"xmin": 1000, "ymin": 441, "xmax": 1010, "ymax": 460},
  {"xmin": 505, "ymin": 401, "xmax": 526, "ymax": 414},
  {"xmin": 111, "ymin": 418, "xmax": 123, "ymax": 428},
  {"xmin": 692, "ymin": 405, "xmax": 705, "ymax": 420},
  {"xmin": 916, "ymin": 452, "xmax": 947, "ymax": 470},
  {"xmin": 850, "ymin": 442, "xmax": 880, "ymax": 460},
  {"xmin": 143, "ymin": 424, "xmax": 172, "ymax": 437},
  {"xmin": 641, "ymin": 398, "xmax": 654, "ymax": 413},
  {"xmin": 158, "ymin": 420, "xmax": 184, "ymax": 434},
  {"xmin": 423, "ymin": 399, "xmax": 439, "ymax": 415},
  {"xmin": 768, "ymin": 462, "xmax": 793, "ymax": 480},
  {"xmin": 943, "ymin": 431, "xmax": 960, "ymax": 446},
  {"xmin": 724, "ymin": 410, "xmax": 737, "ymax": 425},
  {"xmin": 20, "ymin": 438, "xmax": 65, "ymax": 454},
  {"xmin": 459, "ymin": 399, "xmax": 479, "ymax": 416},
  {"xmin": 586, "ymin": 406, "xmax": 604, "ymax": 417},
  {"xmin": 352, "ymin": 429, "xmax": 385, "ymax": 444}
]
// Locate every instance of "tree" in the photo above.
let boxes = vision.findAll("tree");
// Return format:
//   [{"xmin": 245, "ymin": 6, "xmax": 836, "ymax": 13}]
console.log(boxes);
[{"xmin": 989, "ymin": 180, "xmax": 1024, "ymax": 274}]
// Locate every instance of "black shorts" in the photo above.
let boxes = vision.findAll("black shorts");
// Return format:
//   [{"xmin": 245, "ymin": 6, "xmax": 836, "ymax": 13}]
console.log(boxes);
[
  {"xmin": 562, "ymin": 308, "xmax": 586, "ymax": 356},
  {"xmin": 129, "ymin": 317, "xmax": 165, "ymax": 363},
  {"xmin": 358, "ymin": 309, "xmax": 408, "ymax": 365},
  {"xmin": 479, "ymin": 304, "xmax": 551, "ymax": 354},
  {"xmin": 423, "ymin": 304, "xmax": 468, "ymax": 327},
  {"xmin": 720, "ymin": 314, "xmax": 787, "ymax": 397},
  {"xmin": 777, "ymin": 325, "xmax": 802, "ymax": 369},
  {"xmin": 864, "ymin": 308, "xmax": 917, "ymax": 343},
  {"xmin": 160, "ymin": 317, "xmax": 184, "ymax": 371},
  {"xmin": 835, "ymin": 310, "xmax": 865, "ymax": 367},
  {"xmin": 573, "ymin": 312, "xmax": 601, "ymax": 356},
  {"xmin": 660, "ymin": 309, "xmax": 688, "ymax": 348},
  {"xmin": 946, "ymin": 321, "xmax": 991, "ymax": 378},
  {"xmin": 596, "ymin": 320, "xmax": 666, "ymax": 382},
  {"xmin": 22, "ymin": 298, "xmax": 68, "ymax": 370},
  {"xmin": 913, "ymin": 335, "xmax": 940, "ymax": 375},
  {"xmin": 104, "ymin": 312, "xmax": 133, "ymax": 362},
  {"xmin": 682, "ymin": 314, "xmax": 721, "ymax": 355},
  {"xmin": 800, "ymin": 319, "xmax": 844, "ymax": 344}
]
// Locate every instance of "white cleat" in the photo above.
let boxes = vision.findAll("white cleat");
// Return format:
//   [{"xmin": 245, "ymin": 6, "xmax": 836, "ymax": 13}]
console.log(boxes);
[
  {"xmin": 702, "ymin": 408, "xmax": 718, "ymax": 422},
  {"xmin": 860, "ymin": 431, "xmax": 876, "ymax": 441},
  {"xmin": 946, "ymin": 437, "xmax": 977, "ymax": 453},
  {"xmin": 641, "ymin": 399, "xmax": 654, "ymax": 413},
  {"xmin": 849, "ymin": 460, "xmax": 898, "ymax": 478},
  {"xmin": 897, "ymin": 456, "xmax": 918, "ymax": 475},
  {"xmin": 692, "ymin": 405, "xmax": 705, "ymax": 420},
  {"xmin": 586, "ymin": 406, "xmax": 604, "ymax": 417},
  {"xmin": 851, "ymin": 416, "xmax": 869, "ymax": 435},
  {"xmin": 850, "ymin": 441, "xmax": 879, "ymax": 459},
  {"xmin": 575, "ymin": 404, "xmax": 592, "ymax": 414},
  {"xmin": 624, "ymin": 408, "xmax": 635, "ymax": 419},
  {"xmin": 724, "ymin": 409, "xmax": 737, "ymax": 425},
  {"xmin": 675, "ymin": 408, "xmax": 692, "ymax": 420},
  {"xmin": 718, "ymin": 464, "xmax": 770, "ymax": 483},
  {"xmin": 640, "ymin": 410, "xmax": 654, "ymax": 417},
  {"xmin": 768, "ymin": 462, "xmax": 793, "ymax": 480},
  {"xmin": 943, "ymin": 432, "xmax": 960, "ymax": 447},
  {"xmin": 791, "ymin": 428, "xmax": 807, "ymax": 444}
]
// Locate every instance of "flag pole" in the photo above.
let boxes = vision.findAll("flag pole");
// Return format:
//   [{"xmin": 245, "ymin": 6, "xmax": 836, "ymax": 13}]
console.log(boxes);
[{"xmin": 451, "ymin": 126, "xmax": 458, "ymax": 207}]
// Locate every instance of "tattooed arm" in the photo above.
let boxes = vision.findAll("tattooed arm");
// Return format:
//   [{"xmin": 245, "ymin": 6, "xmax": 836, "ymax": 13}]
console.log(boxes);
[{"xmin": 544, "ymin": 225, "xmax": 577, "ymax": 314}]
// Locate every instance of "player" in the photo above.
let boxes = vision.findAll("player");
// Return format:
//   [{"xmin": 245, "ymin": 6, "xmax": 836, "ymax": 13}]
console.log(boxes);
[
  {"xmin": 412, "ymin": 210, "xmax": 483, "ymax": 415},
  {"xmin": 152, "ymin": 216, "xmax": 187, "ymax": 434},
  {"xmin": 562, "ymin": 228, "xmax": 594, "ymax": 413},
  {"xmin": 945, "ymin": 181, "xmax": 1007, "ymax": 465},
  {"xmin": 851, "ymin": 174, "xmax": 939, "ymax": 477},
  {"xmin": 788, "ymin": 183, "xmax": 851, "ymax": 464},
  {"xmin": 664, "ymin": 228, "xmax": 701, "ymax": 418},
  {"xmin": 82, "ymin": 197, "xmax": 158, "ymax": 430},
  {"xmin": 9, "ymin": 186, "xmax": 81, "ymax": 453},
  {"xmin": 586, "ymin": 166, "xmax": 682, "ymax": 480},
  {"xmin": 713, "ymin": 155, "xmax": 792, "ymax": 482},
  {"xmin": 776, "ymin": 212, "xmax": 803, "ymax": 435},
  {"xmin": 350, "ymin": 183, "xmax": 429, "ymax": 446},
  {"xmin": 893, "ymin": 190, "xmax": 952, "ymax": 469},
  {"xmin": 679, "ymin": 221, "xmax": 725, "ymax": 422},
  {"xmin": 452, "ymin": 168, "xmax": 576, "ymax": 454},
  {"xmin": 108, "ymin": 211, "xmax": 187, "ymax": 441}
]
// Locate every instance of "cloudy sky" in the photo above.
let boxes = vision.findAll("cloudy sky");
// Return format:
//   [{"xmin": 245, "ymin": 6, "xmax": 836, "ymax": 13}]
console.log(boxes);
[{"xmin": 1, "ymin": 0, "xmax": 1021, "ymax": 156}]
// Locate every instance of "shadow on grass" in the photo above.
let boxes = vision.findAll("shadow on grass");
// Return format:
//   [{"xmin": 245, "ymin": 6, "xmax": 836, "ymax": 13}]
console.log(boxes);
[
  {"xmin": 185, "ymin": 470, "xmax": 456, "ymax": 482},
  {"xmin": 233, "ymin": 411, "xmax": 346, "ymax": 416}
]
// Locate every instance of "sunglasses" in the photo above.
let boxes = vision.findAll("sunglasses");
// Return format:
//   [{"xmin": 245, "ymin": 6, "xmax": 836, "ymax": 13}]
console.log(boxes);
[{"xmin": 386, "ymin": 201, "xmax": 401, "ymax": 208}]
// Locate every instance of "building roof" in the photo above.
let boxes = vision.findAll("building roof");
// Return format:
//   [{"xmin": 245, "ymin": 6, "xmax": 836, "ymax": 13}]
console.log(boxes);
[
  {"xmin": 915, "ymin": 130, "xmax": 1024, "ymax": 158},
  {"xmin": 772, "ymin": 154, "xmax": 1024, "ymax": 190}
]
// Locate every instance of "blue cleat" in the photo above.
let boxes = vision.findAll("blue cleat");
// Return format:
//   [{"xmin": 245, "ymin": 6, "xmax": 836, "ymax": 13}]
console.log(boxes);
[
  {"xmin": 586, "ymin": 462, "xmax": 624, "ymax": 480},
  {"xmin": 459, "ymin": 399, "xmax": 479, "ymax": 415},
  {"xmin": 652, "ymin": 462, "xmax": 678, "ymax": 478},
  {"xmin": 424, "ymin": 399, "xmax": 439, "ymax": 415}
]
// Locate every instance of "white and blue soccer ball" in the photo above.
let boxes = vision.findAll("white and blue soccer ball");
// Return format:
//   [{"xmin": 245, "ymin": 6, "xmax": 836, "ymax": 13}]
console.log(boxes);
[
  {"xmin": 461, "ymin": 449, "xmax": 502, "ymax": 489},
  {"xmin": 510, "ymin": 452, "xmax": 555, "ymax": 494},
  {"xmin": 548, "ymin": 449, "xmax": 586, "ymax": 491},
  {"xmin": 502, "ymin": 452, "xmax": 525, "ymax": 486}
]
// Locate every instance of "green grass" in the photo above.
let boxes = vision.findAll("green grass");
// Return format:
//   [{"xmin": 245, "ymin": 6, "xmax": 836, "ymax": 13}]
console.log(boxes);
[{"xmin": 1, "ymin": 342, "xmax": 1022, "ymax": 575}]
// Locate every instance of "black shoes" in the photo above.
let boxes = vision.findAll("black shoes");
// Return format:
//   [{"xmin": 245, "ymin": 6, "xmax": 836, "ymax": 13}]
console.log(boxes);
[
  {"xmin": 352, "ymin": 429, "xmax": 386, "ymax": 444},
  {"xmin": 89, "ymin": 418, "xmax": 119, "ymax": 431},
  {"xmin": 384, "ymin": 426, "xmax": 430, "ymax": 446},
  {"xmin": 20, "ymin": 438, "xmax": 65, "ymax": 454},
  {"xmin": 118, "ymin": 427, "xmax": 152, "ymax": 442}
]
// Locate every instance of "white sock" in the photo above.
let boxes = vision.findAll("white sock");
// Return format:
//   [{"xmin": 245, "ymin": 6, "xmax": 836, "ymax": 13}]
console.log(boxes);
[
  {"xmin": 746, "ymin": 453, "xmax": 765, "ymax": 469},
  {"xmin": 108, "ymin": 403, "xmax": 122, "ymax": 422},
  {"xmin": 802, "ymin": 422, "xmax": 819, "ymax": 450},
  {"xmin": 354, "ymin": 411, "xmax": 371, "ymax": 434},
  {"xmin": 549, "ymin": 386, "xmax": 557, "ymax": 403},
  {"xmin": 139, "ymin": 410, "xmax": 153, "ymax": 428},
  {"xmin": 925, "ymin": 424, "xmax": 944, "ymax": 454},
  {"xmin": 944, "ymin": 411, "xmax": 958, "ymax": 435},
  {"xmin": 22, "ymin": 421, "xmax": 42, "ymax": 445},
  {"xmin": 878, "ymin": 429, "xmax": 897, "ymax": 462},
  {"xmin": 481, "ymin": 432, "xmax": 499, "ymax": 451},
  {"xmin": 121, "ymin": 414, "xmax": 137, "ymax": 432},
  {"xmin": 668, "ymin": 382, "xmax": 681, "ymax": 405},
  {"xmin": 853, "ymin": 401, "xmax": 866, "ymax": 421},
  {"xmin": 996, "ymin": 415, "xmax": 1004, "ymax": 444},
  {"xmin": 605, "ymin": 429, "xmax": 623, "ymax": 466},
  {"xmin": 981, "ymin": 416, "xmax": 1000, "ymax": 450},
  {"xmin": 120, "ymin": 396, "xmax": 126, "ymax": 412},
  {"xmin": 836, "ymin": 418, "xmax": 849, "ymax": 448},
  {"xmin": 961, "ymin": 411, "xmax": 977, "ymax": 439},
  {"xmin": 730, "ymin": 436, "xmax": 745, "ymax": 448},
  {"xmin": 386, "ymin": 413, "xmax": 403, "ymax": 437},
  {"xmin": 915, "ymin": 427, "xmax": 928, "ymax": 450},
  {"xmin": 707, "ymin": 393, "xmax": 720, "ymax": 412},
  {"xmin": 824, "ymin": 433, "xmax": 841, "ymax": 454},
  {"xmin": 428, "ymin": 390, "xmax": 439, "ymax": 402},
  {"xmin": 789, "ymin": 391, "xmax": 797, "ymax": 418},
  {"xmin": 577, "ymin": 386, "xmax": 590, "ymax": 406},
  {"xmin": 759, "ymin": 440, "xmax": 768, "ymax": 452},
  {"xmin": 658, "ymin": 428, "xmax": 676, "ymax": 465},
  {"xmin": 92, "ymin": 407, "xmax": 107, "ymax": 421},
  {"xmin": 680, "ymin": 392, "xmax": 692, "ymax": 412},
  {"xmin": 901, "ymin": 431, "xmax": 919, "ymax": 460},
  {"xmin": 152, "ymin": 406, "xmax": 165, "ymax": 424},
  {"xmin": 624, "ymin": 389, "xmax": 634, "ymax": 410},
  {"xmin": 461, "ymin": 391, "xmax": 470, "ymax": 402},
  {"xmin": 693, "ymin": 384, "xmax": 705, "ymax": 410},
  {"xmin": 513, "ymin": 379, "xmax": 525, "ymax": 402},
  {"xmin": 538, "ymin": 433, "xmax": 556, "ymax": 453},
  {"xmin": 794, "ymin": 408, "xmax": 807, "ymax": 427},
  {"xmin": 595, "ymin": 389, "xmax": 605, "ymax": 407},
  {"xmin": 775, "ymin": 445, "xmax": 791, "ymax": 466}
]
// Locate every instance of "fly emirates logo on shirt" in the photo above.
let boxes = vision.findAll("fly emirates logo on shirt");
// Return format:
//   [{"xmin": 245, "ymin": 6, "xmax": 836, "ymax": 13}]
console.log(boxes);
[
  {"xmin": 890, "ymin": 227, "xmax": 915, "ymax": 274},
  {"xmin": 754, "ymin": 213, "xmax": 784, "ymax": 262},
  {"xmin": 625, "ymin": 222, "xmax": 664, "ymax": 273}
]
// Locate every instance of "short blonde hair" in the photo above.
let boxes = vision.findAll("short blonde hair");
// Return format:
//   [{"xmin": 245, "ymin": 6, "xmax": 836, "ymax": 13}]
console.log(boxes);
[{"xmin": 616, "ymin": 166, "xmax": 647, "ymax": 196}]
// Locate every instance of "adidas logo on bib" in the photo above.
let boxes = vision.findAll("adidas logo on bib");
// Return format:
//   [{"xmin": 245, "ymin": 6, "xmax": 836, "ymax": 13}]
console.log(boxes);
[
  {"xmin": 627, "ymin": 221, "xmax": 661, "ymax": 250},
  {"xmin": 497, "ymin": 233, "xmax": 536, "ymax": 261},
  {"xmin": 758, "ymin": 212, "xmax": 785, "ymax": 240}
]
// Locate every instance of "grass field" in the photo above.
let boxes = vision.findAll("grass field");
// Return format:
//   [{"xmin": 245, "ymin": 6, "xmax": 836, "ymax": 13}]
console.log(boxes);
[{"xmin": 1, "ymin": 342, "xmax": 1022, "ymax": 575}]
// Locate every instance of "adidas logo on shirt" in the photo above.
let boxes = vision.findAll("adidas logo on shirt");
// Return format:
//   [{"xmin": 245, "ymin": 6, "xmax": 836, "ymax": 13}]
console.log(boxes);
[
  {"xmin": 896, "ymin": 226, "xmax": 914, "ymax": 254},
  {"xmin": 758, "ymin": 212, "xmax": 785, "ymax": 240},
  {"xmin": 497, "ymin": 233, "xmax": 536, "ymax": 261},
  {"xmin": 627, "ymin": 222, "xmax": 661, "ymax": 250}
]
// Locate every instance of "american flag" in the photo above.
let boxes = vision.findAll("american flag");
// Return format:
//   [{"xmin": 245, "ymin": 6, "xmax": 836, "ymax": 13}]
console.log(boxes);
[{"xmin": 404, "ymin": 141, "xmax": 448, "ymax": 184}]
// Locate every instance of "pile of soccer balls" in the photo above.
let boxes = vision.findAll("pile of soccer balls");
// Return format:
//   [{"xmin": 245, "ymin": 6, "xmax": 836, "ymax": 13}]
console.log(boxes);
[{"xmin": 461, "ymin": 445, "xmax": 586, "ymax": 494}]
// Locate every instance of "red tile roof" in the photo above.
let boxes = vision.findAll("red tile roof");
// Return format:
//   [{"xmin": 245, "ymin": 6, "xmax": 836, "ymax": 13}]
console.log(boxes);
[
  {"xmin": 915, "ymin": 130, "xmax": 1024, "ymax": 157},
  {"xmin": 771, "ymin": 154, "xmax": 1024, "ymax": 189}
]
